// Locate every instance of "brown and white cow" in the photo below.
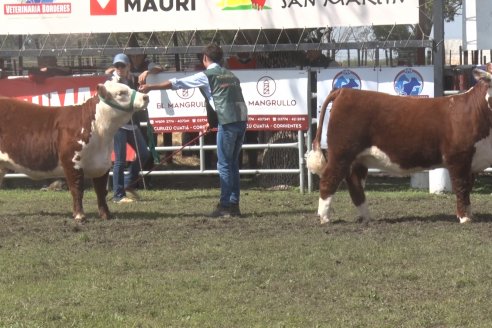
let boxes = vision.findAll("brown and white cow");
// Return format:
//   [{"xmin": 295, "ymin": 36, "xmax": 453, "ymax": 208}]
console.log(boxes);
[
  {"xmin": 0, "ymin": 80, "xmax": 149, "ymax": 222},
  {"xmin": 306, "ymin": 68, "xmax": 492, "ymax": 224}
]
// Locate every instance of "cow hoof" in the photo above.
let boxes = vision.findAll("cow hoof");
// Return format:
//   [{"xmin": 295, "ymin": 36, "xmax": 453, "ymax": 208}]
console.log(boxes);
[
  {"xmin": 319, "ymin": 216, "xmax": 330, "ymax": 225},
  {"xmin": 99, "ymin": 210, "xmax": 111, "ymax": 220},
  {"xmin": 459, "ymin": 216, "xmax": 471, "ymax": 224},
  {"xmin": 73, "ymin": 213, "xmax": 86, "ymax": 223}
]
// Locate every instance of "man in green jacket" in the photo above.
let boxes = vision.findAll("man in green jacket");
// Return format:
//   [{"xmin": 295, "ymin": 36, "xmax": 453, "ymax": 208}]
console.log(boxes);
[{"xmin": 139, "ymin": 43, "xmax": 248, "ymax": 218}]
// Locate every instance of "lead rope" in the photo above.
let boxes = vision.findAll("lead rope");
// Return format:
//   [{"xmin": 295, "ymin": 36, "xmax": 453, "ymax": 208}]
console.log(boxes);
[{"xmin": 130, "ymin": 116, "xmax": 147, "ymax": 190}]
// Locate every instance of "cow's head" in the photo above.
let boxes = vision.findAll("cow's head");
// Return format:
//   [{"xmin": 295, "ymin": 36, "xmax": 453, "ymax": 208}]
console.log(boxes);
[
  {"xmin": 95, "ymin": 80, "xmax": 149, "ymax": 128},
  {"xmin": 473, "ymin": 68, "xmax": 492, "ymax": 108},
  {"xmin": 92, "ymin": 81, "xmax": 149, "ymax": 135},
  {"xmin": 97, "ymin": 80, "xmax": 149, "ymax": 113}
]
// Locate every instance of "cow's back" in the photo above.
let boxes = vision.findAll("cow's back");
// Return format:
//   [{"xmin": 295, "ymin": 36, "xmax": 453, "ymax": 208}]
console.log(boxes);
[{"xmin": 327, "ymin": 88, "xmax": 453, "ymax": 170}]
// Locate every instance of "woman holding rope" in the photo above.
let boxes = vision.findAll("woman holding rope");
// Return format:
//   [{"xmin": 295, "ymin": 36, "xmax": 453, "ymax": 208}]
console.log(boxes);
[
  {"xmin": 139, "ymin": 43, "xmax": 248, "ymax": 217},
  {"xmin": 109, "ymin": 53, "xmax": 151, "ymax": 204}
]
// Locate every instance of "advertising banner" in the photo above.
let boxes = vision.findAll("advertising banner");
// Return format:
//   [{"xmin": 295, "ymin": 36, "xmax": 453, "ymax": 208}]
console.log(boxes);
[
  {"xmin": 146, "ymin": 69, "xmax": 309, "ymax": 132},
  {"xmin": 316, "ymin": 66, "xmax": 434, "ymax": 148},
  {"xmin": 0, "ymin": 0, "xmax": 419, "ymax": 35},
  {"xmin": 0, "ymin": 75, "xmax": 106, "ymax": 106},
  {"xmin": 377, "ymin": 67, "xmax": 434, "ymax": 96}
]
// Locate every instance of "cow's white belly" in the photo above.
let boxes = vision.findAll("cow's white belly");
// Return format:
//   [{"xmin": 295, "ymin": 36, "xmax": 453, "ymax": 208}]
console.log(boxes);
[
  {"xmin": 0, "ymin": 136, "xmax": 114, "ymax": 180},
  {"xmin": 355, "ymin": 146, "xmax": 435, "ymax": 176},
  {"xmin": 471, "ymin": 131, "xmax": 492, "ymax": 172},
  {"xmin": 0, "ymin": 151, "xmax": 64, "ymax": 179}
]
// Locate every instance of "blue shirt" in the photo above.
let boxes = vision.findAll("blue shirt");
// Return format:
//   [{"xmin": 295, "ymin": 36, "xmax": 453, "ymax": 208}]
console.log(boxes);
[{"xmin": 169, "ymin": 63, "xmax": 218, "ymax": 110}]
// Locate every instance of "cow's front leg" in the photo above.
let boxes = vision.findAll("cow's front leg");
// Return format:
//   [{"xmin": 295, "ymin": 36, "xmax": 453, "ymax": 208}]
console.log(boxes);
[
  {"xmin": 449, "ymin": 166, "xmax": 474, "ymax": 224},
  {"xmin": 92, "ymin": 171, "xmax": 111, "ymax": 220},
  {"xmin": 64, "ymin": 166, "xmax": 85, "ymax": 222}
]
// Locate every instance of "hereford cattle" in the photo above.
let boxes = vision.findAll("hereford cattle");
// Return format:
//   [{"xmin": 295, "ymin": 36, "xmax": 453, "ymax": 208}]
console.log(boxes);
[
  {"xmin": 0, "ymin": 80, "xmax": 149, "ymax": 222},
  {"xmin": 306, "ymin": 68, "xmax": 492, "ymax": 225}
]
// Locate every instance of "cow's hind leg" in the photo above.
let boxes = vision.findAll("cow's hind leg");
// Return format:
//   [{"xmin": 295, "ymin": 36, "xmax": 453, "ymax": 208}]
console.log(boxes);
[
  {"xmin": 93, "ymin": 172, "xmax": 111, "ymax": 220},
  {"xmin": 318, "ymin": 157, "xmax": 351, "ymax": 224},
  {"xmin": 345, "ymin": 164, "xmax": 370, "ymax": 223},
  {"xmin": 448, "ymin": 165, "xmax": 474, "ymax": 223}
]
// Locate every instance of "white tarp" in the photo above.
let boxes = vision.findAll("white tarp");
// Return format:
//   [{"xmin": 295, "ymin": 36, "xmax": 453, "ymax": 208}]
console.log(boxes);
[
  {"xmin": 463, "ymin": 0, "xmax": 492, "ymax": 50},
  {"xmin": 0, "ymin": 0, "xmax": 419, "ymax": 35}
]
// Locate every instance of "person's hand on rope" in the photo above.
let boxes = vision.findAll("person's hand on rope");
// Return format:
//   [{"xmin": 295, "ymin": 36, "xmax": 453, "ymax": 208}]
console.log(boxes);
[
  {"xmin": 138, "ymin": 71, "xmax": 149, "ymax": 85},
  {"xmin": 202, "ymin": 123, "xmax": 210, "ymax": 134},
  {"xmin": 138, "ymin": 83, "xmax": 151, "ymax": 93}
]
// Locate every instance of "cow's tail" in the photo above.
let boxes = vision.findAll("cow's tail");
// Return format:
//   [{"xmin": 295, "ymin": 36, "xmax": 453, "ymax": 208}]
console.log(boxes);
[{"xmin": 306, "ymin": 89, "xmax": 340, "ymax": 176}]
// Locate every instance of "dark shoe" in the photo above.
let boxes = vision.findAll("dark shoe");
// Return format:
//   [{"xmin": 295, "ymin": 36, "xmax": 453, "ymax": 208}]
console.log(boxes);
[
  {"xmin": 209, "ymin": 203, "xmax": 231, "ymax": 218},
  {"xmin": 230, "ymin": 204, "xmax": 241, "ymax": 217}
]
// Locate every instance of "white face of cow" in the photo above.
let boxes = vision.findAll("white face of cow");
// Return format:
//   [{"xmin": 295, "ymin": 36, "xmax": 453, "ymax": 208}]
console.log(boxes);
[
  {"xmin": 73, "ymin": 81, "xmax": 149, "ymax": 177},
  {"xmin": 98, "ymin": 80, "xmax": 149, "ymax": 116},
  {"xmin": 473, "ymin": 68, "xmax": 492, "ymax": 109},
  {"xmin": 93, "ymin": 81, "xmax": 149, "ymax": 132}
]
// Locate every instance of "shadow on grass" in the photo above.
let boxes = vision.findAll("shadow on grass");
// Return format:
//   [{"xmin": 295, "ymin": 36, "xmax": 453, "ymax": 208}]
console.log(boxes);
[
  {"xmin": 329, "ymin": 213, "xmax": 492, "ymax": 225},
  {"xmin": 349, "ymin": 173, "xmax": 492, "ymax": 194}
]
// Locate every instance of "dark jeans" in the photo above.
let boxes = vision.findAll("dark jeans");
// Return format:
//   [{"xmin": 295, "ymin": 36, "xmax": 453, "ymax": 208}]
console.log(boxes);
[
  {"xmin": 216, "ymin": 121, "xmax": 247, "ymax": 207},
  {"xmin": 112, "ymin": 127, "xmax": 150, "ymax": 200}
]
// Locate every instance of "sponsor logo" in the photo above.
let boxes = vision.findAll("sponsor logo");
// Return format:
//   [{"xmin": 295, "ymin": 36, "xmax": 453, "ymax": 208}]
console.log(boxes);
[
  {"xmin": 256, "ymin": 76, "xmax": 276, "ymax": 97},
  {"xmin": 4, "ymin": 0, "xmax": 71, "ymax": 15},
  {"xmin": 90, "ymin": 0, "xmax": 116, "ymax": 15},
  {"xmin": 124, "ymin": 0, "xmax": 195, "ymax": 12},
  {"xmin": 394, "ymin": 68, "xmax": 424, "ymax": 96},
  {"xmin": 175, "ymin": 88, "xmax": 195, "ymax": 100},
  {"xmin": 216, "ymin": 0, "xmax": 269, "ymax": 10},
  {"xmin": 332, "ymin": 70, "xmax": 361, "ymax": 90}
]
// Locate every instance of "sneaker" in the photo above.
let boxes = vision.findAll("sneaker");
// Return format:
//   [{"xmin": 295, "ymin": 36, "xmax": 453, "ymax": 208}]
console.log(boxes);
[
  {"xmin": 209, "ymin": 203, "xmax": 231, "ymax": 218},
  {"xmin": 113, "ymin": 196, "xmax": 134, "ymax": 204},
  {"xmin": 126, "ymin": 189, "xmax": 140, "ymax": 201},
  {"xmin": 230, "ymin": 204, "xmax": 241, "ymax": 217}
]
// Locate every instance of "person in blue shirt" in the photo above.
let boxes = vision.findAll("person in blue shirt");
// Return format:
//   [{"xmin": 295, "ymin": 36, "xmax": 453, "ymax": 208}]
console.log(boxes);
[{"xmin": 139, "ymin": 43, "xmax": 248, "ymax": 217}]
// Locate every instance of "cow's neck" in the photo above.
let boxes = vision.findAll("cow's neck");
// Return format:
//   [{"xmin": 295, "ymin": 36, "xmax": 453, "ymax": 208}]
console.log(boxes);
[{"xmin": 92, "ymin": 103, "xmax": 133, "ymax": 137}]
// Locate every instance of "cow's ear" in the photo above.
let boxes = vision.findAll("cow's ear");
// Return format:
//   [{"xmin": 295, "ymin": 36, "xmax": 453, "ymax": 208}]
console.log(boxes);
[
  {"xmin": 473, "ymin": 68, "xmax": 492, "ymax": 82},
  {"xmin": 97, "ymin": 84, "xmax": 108, "ymax": 99}
]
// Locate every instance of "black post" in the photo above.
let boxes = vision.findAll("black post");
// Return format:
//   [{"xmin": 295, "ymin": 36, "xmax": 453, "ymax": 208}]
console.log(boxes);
[{"xmin": 17, "ymin": 35, "xmax": 23, "ymax": 76}]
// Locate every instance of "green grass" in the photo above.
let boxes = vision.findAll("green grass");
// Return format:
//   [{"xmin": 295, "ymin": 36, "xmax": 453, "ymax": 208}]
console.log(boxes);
[{"xmin": 1, "ymin": 176, "xmax": 492, "ymax": 327}]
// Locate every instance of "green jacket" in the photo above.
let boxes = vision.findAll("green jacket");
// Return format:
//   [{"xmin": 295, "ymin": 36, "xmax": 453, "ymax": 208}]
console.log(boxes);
[{"xmin": 203, "ymin": 66, "xmax": 248, "ymax": 126}]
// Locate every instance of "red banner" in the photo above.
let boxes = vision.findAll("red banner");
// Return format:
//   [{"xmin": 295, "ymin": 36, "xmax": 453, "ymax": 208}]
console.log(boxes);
[{"xmin": 0, "ymin": 75, "xmax": 106, "ymax": 105}]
